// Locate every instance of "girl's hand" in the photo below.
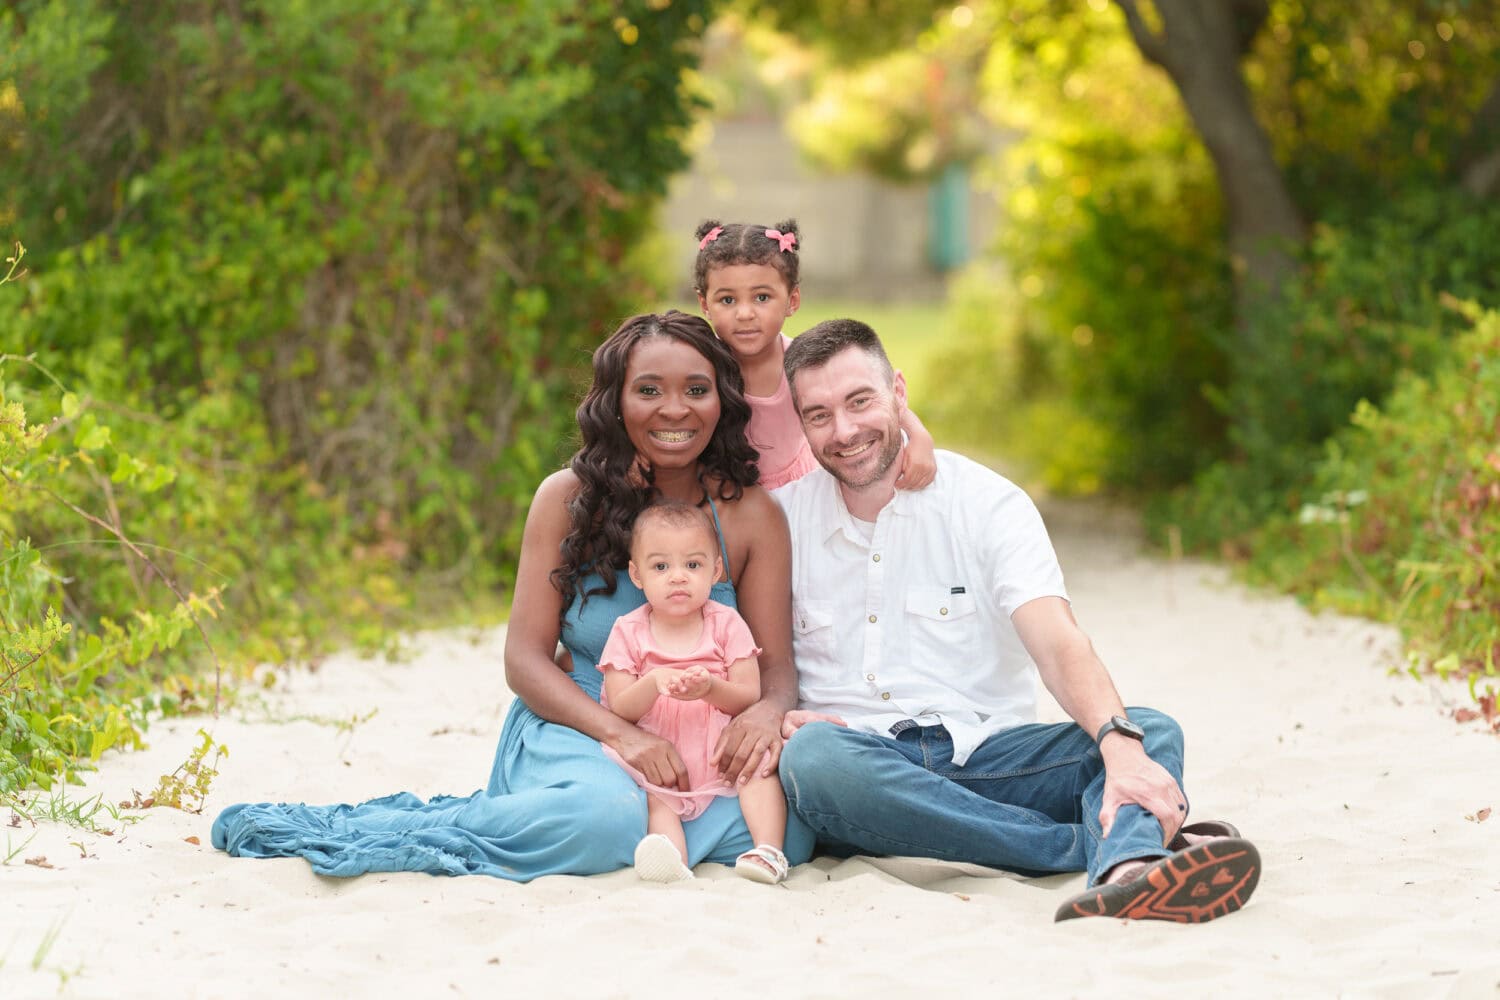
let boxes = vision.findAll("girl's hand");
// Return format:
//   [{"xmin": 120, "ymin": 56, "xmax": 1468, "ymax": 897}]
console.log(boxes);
[
  {"xmin": 608, "ymin": 726, "xmax": 690, "ymax": 790},
  {"xmin": 664, "ymin": 665, "xmax": 713, "ymax": 701},
  {"xmin": 896, "ymin": 440, "xmax": 937, "ymax": 490}
]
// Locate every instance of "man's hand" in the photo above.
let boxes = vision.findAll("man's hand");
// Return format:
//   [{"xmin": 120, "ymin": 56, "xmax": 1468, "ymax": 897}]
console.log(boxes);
[
  {"xmin": 608, "ymin": 727, "xmax": 689, "ymax": 791},
  {"xmin": 710, "ymin": 701, "xmax": 784, "ymax": 786},
  {"xmin": 1098, "ymin": 741, "xmax": 1187, "ymax": 844},
  {"xmin": 780, "ymin": 709, "xmax": 847, "ymax": 740}
]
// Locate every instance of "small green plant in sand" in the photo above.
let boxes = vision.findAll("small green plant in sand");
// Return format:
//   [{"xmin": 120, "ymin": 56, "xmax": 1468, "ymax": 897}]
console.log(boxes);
[{"xmin": 131, "ymin": 728, "xmax": 228, "ymax": 815}]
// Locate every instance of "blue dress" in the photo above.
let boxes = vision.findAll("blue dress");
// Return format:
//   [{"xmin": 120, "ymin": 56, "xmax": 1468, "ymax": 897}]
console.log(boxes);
[{"xmin": 211, "ymin": 504, "xmax": 815, "ymax": 879}]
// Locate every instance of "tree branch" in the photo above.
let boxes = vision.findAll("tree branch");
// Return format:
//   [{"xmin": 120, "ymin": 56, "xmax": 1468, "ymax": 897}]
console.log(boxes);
[
  {"xmin": 1228, "ymin": 0, "xmax": 1270, "ymax": 56},
  {"xmin": 1114, "ymin": 0, "xmax": 1170, "ymax": 69}
]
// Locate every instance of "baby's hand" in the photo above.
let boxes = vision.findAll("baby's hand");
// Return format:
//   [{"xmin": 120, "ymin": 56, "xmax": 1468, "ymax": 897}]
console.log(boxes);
[
  {"xmin": 665, "ymin": 665, "xmax": 713, "ymax": 701},
  {"xmin": 896, "ymin": 440, "xmax": 937, "ymax": 490}
]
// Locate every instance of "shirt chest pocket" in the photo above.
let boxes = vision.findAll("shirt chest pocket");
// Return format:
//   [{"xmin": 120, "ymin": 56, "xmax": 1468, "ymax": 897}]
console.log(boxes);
[
  {"xmin": 902, "ymin": 589, "xmax": 980, "ymax": 665},
  {"xmin": 792, "ymin": 599, "xmax": 836, "ymax": 658}
]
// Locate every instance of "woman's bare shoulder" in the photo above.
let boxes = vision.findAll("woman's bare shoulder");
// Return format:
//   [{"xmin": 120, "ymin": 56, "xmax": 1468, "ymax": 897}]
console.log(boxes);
[
  {"xmin": 525, "ymin": 468, "xmax": 582, "ymax": 530},
  {"xmin": 534, "ymin": 467, "xmax": 581, "ymax": 504},
  {"xmin": 717, "ymin": 483, "xmax": 788, "ymax": 537}
]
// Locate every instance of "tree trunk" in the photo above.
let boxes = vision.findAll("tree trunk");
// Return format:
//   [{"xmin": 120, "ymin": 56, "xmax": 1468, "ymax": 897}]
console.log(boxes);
[
  {"xmin": 1114, "ymin": 0, "xmax": 1305, "ymax": 331},
  {"xmin": 1457, "ymin": 76, "xmax": 1500, "ymax": 199}
]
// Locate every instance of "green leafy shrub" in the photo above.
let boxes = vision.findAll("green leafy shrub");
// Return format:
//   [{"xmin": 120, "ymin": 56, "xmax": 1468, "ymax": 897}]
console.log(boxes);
[
  {"xmin": 1156, "ymin": 189, "xmax": 1500, "ymax": 550},
  {"xmin": 1213, "ymin": 190, "xmax": 1500, "ymax": 503},
  {"xmin": 1232, "ymin": 304, "xmax": 1500, "ymax": 713},
  {"xmin": 1, "ymin": 0, "xmax": 713, "ymax": 797}
]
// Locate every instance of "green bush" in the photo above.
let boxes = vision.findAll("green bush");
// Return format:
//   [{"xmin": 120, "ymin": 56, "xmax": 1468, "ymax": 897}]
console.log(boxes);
[
  {"xmin": 1156, "ymin": 189, "xmax": 1500, "ymax": 550},
  {"xmin": 1233, "ymin": 304, "xmax": 1499, "ymax": 705},
  {"xmin": 1, "ymin": 0, "xmax": 713, "ymax": 795},
  {"xmin": 1214, "ymin": 190, "xmax": 1500, "ymax": 500}
]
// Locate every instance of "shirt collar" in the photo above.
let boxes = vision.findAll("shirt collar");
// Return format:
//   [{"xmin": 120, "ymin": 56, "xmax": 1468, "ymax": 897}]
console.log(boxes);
[{"xmin": 824, "ymin": 476, "xmax": 911, "ymax": 543}]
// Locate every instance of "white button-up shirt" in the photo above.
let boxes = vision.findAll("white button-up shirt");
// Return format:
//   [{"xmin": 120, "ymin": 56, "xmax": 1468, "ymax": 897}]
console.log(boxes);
[{"xmin": 773, "ymin": 450, "xmax": 1069, "ymax": 765}]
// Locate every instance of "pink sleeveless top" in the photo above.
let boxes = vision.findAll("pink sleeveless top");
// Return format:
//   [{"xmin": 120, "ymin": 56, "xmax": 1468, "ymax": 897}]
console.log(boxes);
[{"xmin": 747, "ymin": 336, "xmax": 819, "ymax": 490}]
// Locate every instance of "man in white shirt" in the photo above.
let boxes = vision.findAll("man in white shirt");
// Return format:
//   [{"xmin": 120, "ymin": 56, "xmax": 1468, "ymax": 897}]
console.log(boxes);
[{"xmin": 773, "ymin": 318, "xmax": 1259, "ymax": 923}]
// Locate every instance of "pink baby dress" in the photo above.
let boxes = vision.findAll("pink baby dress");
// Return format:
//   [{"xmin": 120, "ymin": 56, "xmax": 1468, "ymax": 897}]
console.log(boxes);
[{"xmin": 598, "ymin": 600, "xmax": 762, "ymax": 819}]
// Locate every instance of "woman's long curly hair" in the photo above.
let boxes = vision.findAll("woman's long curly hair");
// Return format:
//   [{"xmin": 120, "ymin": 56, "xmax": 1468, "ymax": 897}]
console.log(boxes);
[{"xmin": 551, "ymin": 310, "xmax": 759, "ymax": 627}]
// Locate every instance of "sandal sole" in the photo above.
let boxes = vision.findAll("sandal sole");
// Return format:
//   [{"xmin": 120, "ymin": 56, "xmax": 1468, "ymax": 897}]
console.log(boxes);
[
  {"xmin": 1055, "ymin": 837, "xmax": 1261, "ymax": 924},
  {"xmin": 634, "ymin": 835, "xmax": 693, "ymax": 884}
]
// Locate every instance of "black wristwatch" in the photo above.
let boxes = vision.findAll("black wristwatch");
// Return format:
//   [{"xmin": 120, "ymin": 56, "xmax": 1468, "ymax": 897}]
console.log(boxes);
[{"xmin": 1095, "ymin": 714, "xmax": 1146, "ymax": 746}]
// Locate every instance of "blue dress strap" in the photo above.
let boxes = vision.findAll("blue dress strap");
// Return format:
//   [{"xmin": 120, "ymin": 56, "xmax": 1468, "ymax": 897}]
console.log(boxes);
[{"xmin": 704, "ymin": 494, "xmax": 732, "ymax": 580}]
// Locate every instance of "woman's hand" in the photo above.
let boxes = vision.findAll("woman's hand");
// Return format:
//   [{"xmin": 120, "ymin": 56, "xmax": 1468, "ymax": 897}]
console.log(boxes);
[
  {"xmin": 710, "ymin": 701, "xmax": 784, "ymax": 785},
  {"xmin": 608, "ymin": 726, "xmax": 689, "ymax": 790}
]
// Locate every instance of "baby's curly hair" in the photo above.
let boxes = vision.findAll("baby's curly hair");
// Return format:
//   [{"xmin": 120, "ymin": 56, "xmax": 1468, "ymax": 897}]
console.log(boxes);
[{"xmin": 693, "ymin": 218, "xmax": 801, "ymax": 295}]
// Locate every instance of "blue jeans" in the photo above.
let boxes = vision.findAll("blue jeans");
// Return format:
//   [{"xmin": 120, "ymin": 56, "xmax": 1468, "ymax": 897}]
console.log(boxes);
[{"xmin": 779, "ymin": 706, "xmax": 1184, "ymax": 886}]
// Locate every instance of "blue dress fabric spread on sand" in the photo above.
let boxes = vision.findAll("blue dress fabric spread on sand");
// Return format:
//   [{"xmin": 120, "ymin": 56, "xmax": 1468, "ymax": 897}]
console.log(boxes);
[{"xmin": 211, "ymin": 504, "xmax": 814, "ymax": 879}]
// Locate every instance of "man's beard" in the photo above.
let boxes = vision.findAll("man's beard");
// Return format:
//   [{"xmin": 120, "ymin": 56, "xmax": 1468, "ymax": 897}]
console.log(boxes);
[{"xmin": 821, "ymin": 421, "xmax": 902, "ymax": 489}]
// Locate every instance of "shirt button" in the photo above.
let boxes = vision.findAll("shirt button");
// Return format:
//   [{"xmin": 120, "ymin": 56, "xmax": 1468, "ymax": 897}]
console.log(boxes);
[
  {"xmin": 868, "ymin": 614, "xmax": 877, "ymax": 623},
  {"xmin": 866, "ymin": 673, "xmax": 875, "ymax": 681},
  {"xmin": 799, "ymin": 620, "xmax": 806, "ymax": 628},
  {"xmin": 881, "ymin": 692, "xmax": 891, "ymax": 701},
  {"xmin": 872, "ymin": 554, "xmax": 881, "ymax": 562},
  {"xmin": 940, "ymin": 607, "xmax": 949, "ymax": 616}
]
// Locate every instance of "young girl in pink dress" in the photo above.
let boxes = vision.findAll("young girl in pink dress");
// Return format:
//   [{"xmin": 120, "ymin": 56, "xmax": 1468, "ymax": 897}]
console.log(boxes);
[
  {"xmin": 693, "ymin": 218, "xmax": 938, "ymax": 490},
  {"xmin": 599, "ymin": 500, "xmax": 790, "ymax": 884}
]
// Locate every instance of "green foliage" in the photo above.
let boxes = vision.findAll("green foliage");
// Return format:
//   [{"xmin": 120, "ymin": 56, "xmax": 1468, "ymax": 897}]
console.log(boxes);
[
  {"xmin": 1156, "ymin": 188, "xmax": 1500, "ymax": 549},
  {"xmin": 1227, "ymin": 306, "xmax": 1500, "ymax": 710},
  {"xmin": 1211, "ymin": 189, "xmax": 1500, "ymax": 506},
  {"xmin": 1, "ymin": 1, "xmax": 713, "ymax": 796},
  {"xmin": 765, "ymin": 0, "xmax": 1500, "ymax": 498},
  {"xmin": 145, "ymin": 728, "xmax": 228, "ymax": 814}
]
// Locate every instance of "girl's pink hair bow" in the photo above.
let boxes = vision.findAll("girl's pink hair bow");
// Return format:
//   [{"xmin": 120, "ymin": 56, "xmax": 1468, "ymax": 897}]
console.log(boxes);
[
  {"xmin": 698, "ymin": 226, "xmax": 724, "ymax": 250},
  {"xmin": 765, "ymin": 229, "xmax": 797, "ymax": 252}
]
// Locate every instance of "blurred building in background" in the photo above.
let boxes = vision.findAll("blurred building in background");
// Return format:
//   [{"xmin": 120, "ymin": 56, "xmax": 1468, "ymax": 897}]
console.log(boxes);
[{"xmin": 660, "ymin": 114, "xmax": 1004, "ymax": 302}]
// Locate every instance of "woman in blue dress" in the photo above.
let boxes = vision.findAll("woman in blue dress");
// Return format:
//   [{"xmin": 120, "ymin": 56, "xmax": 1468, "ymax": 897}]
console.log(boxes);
[{"xmin": 212, "ymin": 310, "xmax": 815, "ymax": 878}]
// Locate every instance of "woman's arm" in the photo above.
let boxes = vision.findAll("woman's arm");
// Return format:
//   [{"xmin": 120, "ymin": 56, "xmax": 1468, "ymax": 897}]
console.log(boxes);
[
  {"xmin": 709, "ymin": 487, "xmax": 797, "ymax": 783},
  {"xmin": 503, "ymin": 471, "xmax": 689, "ymax": 788}
]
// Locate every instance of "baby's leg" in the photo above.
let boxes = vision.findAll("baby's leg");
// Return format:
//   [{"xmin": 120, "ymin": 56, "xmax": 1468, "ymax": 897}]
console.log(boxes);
[
  {"xmin": 733, "ymin": 773, "xmax": 791, "ymax": 883},
  {"xmin": 647, "ymin": 793, "xmax": 688, "ymax": 863},
  {"xmin": 738, "ymin": 773, "xmax": 787, "ymax": 852},
  {"xmin": 634, "ymin": 794, "xmax": 694, "ymax": 883}
]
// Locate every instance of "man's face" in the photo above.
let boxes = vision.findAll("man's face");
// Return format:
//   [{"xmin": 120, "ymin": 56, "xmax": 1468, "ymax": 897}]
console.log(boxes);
[{"xmin": 793, "ymin": 346, "xmax": 906, "ymax": 490}]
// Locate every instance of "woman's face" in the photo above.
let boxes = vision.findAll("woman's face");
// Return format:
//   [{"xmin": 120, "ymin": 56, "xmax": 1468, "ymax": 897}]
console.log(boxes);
[{"xmin": 619, "ymin": 334, "xmax": 721, "ymax": 473}]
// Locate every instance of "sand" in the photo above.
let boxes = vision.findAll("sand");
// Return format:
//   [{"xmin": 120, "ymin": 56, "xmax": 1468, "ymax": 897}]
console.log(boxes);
[{"xmin": 3, "ymin": 499, "xmax": 1497, "ymax": 999}]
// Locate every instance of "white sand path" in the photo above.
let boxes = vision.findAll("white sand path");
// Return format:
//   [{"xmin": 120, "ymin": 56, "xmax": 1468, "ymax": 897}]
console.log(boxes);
[{"xmin": 2, "ymin": 499, "xmax": 1497, "ymax": 999}]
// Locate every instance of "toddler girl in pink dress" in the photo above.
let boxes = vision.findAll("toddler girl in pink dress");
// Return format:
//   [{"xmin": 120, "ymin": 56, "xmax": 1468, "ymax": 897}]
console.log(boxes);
[{"xmin": 599, "ymin": 500, "xmax": 790, "ymax": 884}]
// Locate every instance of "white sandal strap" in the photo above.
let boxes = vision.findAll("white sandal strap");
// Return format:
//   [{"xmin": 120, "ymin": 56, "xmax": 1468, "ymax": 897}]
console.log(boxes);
[{"xmin": 736, "ymin": 844, "xmax": 789, "ymax": 880}]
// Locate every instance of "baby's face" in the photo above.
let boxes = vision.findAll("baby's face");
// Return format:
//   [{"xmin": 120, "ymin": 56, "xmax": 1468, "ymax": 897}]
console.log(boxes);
[{"xmin": 628, "ymin": 522, "xmax": 720, "ymax": 619}]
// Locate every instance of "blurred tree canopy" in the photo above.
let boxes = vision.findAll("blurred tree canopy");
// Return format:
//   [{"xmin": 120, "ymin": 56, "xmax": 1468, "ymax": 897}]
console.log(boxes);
[
  {"xmin": 1, "ymin": 0, "xmax": 715, "ymax": 788},
  {"xmin": 745, "ymin": 0, "xmax": 1500, "ymax": 493},
  {"xmin": 2, "ymin": 0, "xmax": 711, "ymax": 585}
]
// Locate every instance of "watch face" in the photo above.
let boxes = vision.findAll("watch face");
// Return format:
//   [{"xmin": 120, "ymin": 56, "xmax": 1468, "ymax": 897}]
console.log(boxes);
[{"xmin": 1115, "ymin": 715, "xmax": 1145, "ymax": 739}]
